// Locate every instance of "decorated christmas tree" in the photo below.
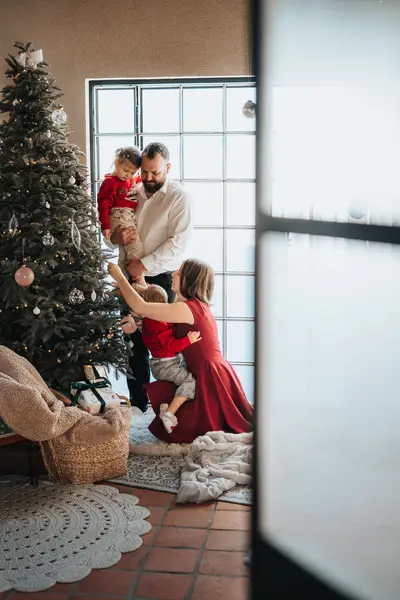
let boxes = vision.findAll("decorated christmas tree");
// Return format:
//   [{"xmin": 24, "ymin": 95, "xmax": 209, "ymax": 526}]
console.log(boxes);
[{"xmin": 0, "ymin": 42, "xmax": 129, "ymax": 391}]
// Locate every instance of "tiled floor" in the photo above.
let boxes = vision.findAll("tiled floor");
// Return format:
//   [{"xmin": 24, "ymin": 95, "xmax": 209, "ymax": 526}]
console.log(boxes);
[{"xmin": 1, "ymin": 484, "xmax": 251, "ymax": 600}]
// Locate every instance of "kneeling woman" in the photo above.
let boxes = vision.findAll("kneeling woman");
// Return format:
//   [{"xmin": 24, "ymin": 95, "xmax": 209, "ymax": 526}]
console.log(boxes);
[{"xmin": 108, "ymin": 258, "xmax": 253, "ymax": 444}]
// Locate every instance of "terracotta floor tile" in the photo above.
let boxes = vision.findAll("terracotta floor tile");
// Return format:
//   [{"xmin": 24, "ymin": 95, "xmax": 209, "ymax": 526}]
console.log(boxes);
[
  {"xmin": 144, "ymin": 547, "xmax": 199, "ymax": 573},
  {"xmin": 71, "ymin": 596, "xmax": 124, "ymax": 600},
  {"xmin": 206, "ymin": 530, "xmax": 250, "ymax": 551},
  {"xmin": 192, "ymin": 575, "xmax": 249, "ymax": 600},
  {"xmin": 164, "ymin": 508, "xmax": 213, "ymax": 528},
  {"xmin": 216, "ymin": 501, "xmax": 252, "ymax": 512},
  {"xmin": 129, "ymin": 488, "xmax": 175, "ymax": 506},
  {"xmin": 111, "ymin": 546, "xmax": 150, "ymax": 570},
  {"xmin": 42, "ymin": 583, "xmax": 77, "ymax": 593},
  {"xmin": 103, "ymin": 482, "xmax": 136, "ymax": 495},
  {"xmin": 75, "ymin": 568, "xmax": 136, "ymax": 595},
  {"xmin": 171, "ymin": 497, "xmax": 215, "ymax": 509},
  {"xmin": 11, "ymin": 595, "xmax": 67, "ymax": 600},
  {"xmin": 199, "ymin": 550, "xmax": 249, "ymax": 576},
  {"xmin": 135, "ymin": 572, "xmax": 192, "ymax": 600},
  {"xmin": 155, "ymin": 526, "xmax": 207, "ymax": 548},
  {"xmin": 148, "ymin": 506, "xmax": 168, "ymax": 526},
  {"xmin": 142, "ymin": 527, "xmax": 157, "ymax": 546},
  {"xmin": 211, "ymin": 510, "xmax": 251, "ymax": 531}
]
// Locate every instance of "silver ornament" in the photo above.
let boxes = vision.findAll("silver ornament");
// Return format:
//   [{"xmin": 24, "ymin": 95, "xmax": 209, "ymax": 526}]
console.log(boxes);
[
  {"xmin": 51, "ymin": 109, "xmax": 67, "ymax": 125},
  {"xmin": 71, "ymin": 219, "xmax": 81, "ymax": 252},
  {"xmin": 8, "ymin": 212, "xmax": 18, "ymax": 237},
  {"xmin": 42, "ymin": 231, "xmax": 55, "ymax": 246},
  {"xmin": 33, "ymin": 306, "xmax": 40, "ymax": 315},
  {"xmin": 46, "ymin": 130, "xmax": 51, "ymax": 138},
  {"xmin": 69, "ymin": 288, "xmax": 85, "ymax": 304},
  {"xmin": 348, "ymin": 203, "xmax": 367, "ymax": 220},
  {"xmin": 69, "ymin": 175, "xmax": 76, "ymax": 184},
  {"xmin": 91, "ymin": 290, "xmax": 97, "ymax": 301},
  {"xmin": 45, "ymin": 202, "xmax": 50, "ymax": 209},
  {"xmin": 12, "ymin": 99, "xmax": 19, "ymax": 106},
  {"xmin": 242, "ymin": 100, "xmax": 256, "ymax": 119}
]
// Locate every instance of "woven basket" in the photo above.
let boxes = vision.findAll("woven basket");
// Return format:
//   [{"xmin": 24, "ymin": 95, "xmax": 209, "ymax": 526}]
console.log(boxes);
[{"xmin": 40, "ymin": 395, "xmax": 131, "ymax": 485}]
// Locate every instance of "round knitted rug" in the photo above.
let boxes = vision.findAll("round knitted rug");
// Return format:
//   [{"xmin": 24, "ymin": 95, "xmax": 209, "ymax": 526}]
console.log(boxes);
[{"xmin": 0, "ymin": 478, "xmax": 151, "ymax": 593}]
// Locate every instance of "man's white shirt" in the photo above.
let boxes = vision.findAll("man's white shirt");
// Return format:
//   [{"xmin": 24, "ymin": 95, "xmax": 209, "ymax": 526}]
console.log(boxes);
[{"xmin": 105, "ymin": 178, "xmax": 193, "ymax": 277}]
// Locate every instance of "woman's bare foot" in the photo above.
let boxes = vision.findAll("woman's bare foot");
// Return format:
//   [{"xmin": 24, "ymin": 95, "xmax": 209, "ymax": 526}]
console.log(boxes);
[{"xmin": 160, "ymin": 403, "xmax": 178, "ymax": 434}]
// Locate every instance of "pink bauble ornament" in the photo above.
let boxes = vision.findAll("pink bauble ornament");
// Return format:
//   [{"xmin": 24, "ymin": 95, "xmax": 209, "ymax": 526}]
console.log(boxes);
[{"xmin": 14, "ymin": 265, "xmax": 35, "ymax": 287}]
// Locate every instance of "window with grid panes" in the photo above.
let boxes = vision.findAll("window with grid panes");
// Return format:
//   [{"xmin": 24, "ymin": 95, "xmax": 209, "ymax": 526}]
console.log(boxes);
[{"xmin": 89, "ymin": 78, "xmax": 256, "ymax": 402}]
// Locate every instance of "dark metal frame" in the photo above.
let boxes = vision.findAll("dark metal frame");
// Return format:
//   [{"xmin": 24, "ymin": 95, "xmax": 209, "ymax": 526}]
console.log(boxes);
[{"xmin": 252, "ymin": 0, "xmax": 400, "ymax": 598}]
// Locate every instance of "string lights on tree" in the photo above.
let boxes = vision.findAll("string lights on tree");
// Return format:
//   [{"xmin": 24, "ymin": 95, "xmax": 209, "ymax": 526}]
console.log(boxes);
[{"xmin": 0, "ymin": 41, "xmax": 130, "ymax": 390}]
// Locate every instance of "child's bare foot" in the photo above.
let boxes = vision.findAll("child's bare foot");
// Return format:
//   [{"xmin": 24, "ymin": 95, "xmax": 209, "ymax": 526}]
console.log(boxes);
[{"xmin": 160, "ymin": 403, "xmax": 178, "ymax": 434}]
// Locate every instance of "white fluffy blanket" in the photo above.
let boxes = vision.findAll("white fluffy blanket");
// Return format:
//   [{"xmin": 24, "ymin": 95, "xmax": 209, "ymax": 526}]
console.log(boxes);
[{"xmin": 176, "ymin": 430, "xmax": 252, "ymax": 504}]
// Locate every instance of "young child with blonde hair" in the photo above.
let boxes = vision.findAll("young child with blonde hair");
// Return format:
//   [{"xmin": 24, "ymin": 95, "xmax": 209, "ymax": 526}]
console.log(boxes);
[
  {"xmin": 97, "ymin": 147, "xmax": 145, "ymax": 284},
  {"xmin": 120, "ymin": 283, "xmax": 200, "ymax": 433}
]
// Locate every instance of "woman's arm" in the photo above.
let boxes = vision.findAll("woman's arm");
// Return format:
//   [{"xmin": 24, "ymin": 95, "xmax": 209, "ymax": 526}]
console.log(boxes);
[{"xmin": 108, "ymin": 263, "xmax": 194, "ymax": 325}]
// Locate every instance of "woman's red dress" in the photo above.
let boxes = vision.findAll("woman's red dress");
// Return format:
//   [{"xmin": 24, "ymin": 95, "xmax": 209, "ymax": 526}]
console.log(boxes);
[{"xmin": 145, "ymin": 298, "xmax": 253, "ymax": 443}]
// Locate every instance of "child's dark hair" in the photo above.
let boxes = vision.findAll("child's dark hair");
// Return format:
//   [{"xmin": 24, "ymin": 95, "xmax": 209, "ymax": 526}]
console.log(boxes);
[{"xmin": 115, "ymin": 146, "xmax": 141, "ymax": 168}]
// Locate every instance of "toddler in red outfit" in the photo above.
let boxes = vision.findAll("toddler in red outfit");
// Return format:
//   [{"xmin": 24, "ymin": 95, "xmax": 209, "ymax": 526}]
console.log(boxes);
[
  {"xmin": 120, "ymin": 284, "xmax": 201, "ymax": 433},
  {"xmin": 97, "ymin": 147, "xmax": 144, "ymax": 283}
]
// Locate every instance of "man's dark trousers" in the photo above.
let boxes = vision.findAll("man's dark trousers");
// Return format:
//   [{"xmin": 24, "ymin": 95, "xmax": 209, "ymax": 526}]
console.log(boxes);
[{"xmin": 127, "ymin": 271, "xmax": 175, "ymax": 412}]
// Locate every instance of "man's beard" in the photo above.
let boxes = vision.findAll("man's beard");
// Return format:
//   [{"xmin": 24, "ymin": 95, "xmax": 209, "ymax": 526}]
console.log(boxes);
[{"xmin": 142, "ymin": 179, "xmax": 165, "ymax": 194}]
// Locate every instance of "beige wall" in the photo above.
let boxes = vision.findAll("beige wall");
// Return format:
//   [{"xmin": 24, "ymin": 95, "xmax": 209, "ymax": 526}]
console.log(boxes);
[{"xmin": 0, "ymin": 0, "xmax": 251, "ymax": 156}]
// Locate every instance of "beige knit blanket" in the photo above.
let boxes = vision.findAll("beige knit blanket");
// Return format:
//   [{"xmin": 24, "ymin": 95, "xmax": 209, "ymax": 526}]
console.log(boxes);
[{"xmin": 0, "ymin": 345, "xmax": 131, "ymax": 443}]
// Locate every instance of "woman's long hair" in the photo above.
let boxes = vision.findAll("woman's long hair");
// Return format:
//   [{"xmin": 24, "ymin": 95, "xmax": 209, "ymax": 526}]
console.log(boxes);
[{"xmin": 179, "ymin": 258, "xmax": 214, "ymax": 304}]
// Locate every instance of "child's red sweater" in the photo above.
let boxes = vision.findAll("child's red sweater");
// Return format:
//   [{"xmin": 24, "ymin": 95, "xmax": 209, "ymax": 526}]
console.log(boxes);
[
  {"xmin": 142, "ymin": 317, "xmax": 191, "ymax": 359},
  {"xmin": 97, "ymin": 174, "xmax": 141, "ymax": 231}
]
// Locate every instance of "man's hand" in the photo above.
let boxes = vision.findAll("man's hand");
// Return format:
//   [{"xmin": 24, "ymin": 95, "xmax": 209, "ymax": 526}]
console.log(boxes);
[
  {"xmin": 110, "ymin": 225, "xmax": 137, "ymax": 246},
  {"xmin": 102, "ymin": 229, "xmax": 111, "ymax": 240},
  {"xmin": 127, "ymin": 258, "xmax": 146, "ymax": 279},
  {"xmin": 108, "ymin": 262, "xmax": 125, "ymax": 283},
  {"xmin": 120, "ymin": 315, "xmax": 137, "ymax": 335},
  {"xmin": 187, "ymin": 331, "xmax": 202, "ymax": 344}
]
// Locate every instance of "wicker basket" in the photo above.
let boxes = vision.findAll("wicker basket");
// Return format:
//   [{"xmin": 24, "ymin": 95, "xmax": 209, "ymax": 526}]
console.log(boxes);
[{"xmin": 40, "ymin": 395, "xmax": 131, "ymax": 485}]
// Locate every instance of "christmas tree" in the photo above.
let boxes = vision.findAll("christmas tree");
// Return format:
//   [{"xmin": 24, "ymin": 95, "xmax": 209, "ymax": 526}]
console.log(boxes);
[{"xmin": 0, "ymin": 42, "xmax": 129, "ymax": 391}]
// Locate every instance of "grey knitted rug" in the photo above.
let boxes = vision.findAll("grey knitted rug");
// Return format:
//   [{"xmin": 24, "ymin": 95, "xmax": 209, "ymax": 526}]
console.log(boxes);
[{"xmin": 0, "ymin": 478, "xmax": 151, "ymax": 593}]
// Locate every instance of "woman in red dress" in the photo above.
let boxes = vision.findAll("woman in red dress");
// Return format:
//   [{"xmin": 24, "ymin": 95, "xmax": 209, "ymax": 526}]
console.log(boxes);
[{"xmin": 108, "ymin": 258, "xmax": 253, "ymax": 443}]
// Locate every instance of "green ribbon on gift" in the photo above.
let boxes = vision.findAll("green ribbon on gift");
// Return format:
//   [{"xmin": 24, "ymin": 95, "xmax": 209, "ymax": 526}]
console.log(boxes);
[{"xmin": 71, "ymin": 378, "xmax": 112, "ymax": 413}]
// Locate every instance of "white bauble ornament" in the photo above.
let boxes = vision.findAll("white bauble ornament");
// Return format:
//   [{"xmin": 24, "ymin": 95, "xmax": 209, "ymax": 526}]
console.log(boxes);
[
  {"xmin": 42, "ymin": 232, "xmax": 55, "ymax": 246},
  {"xmin": 242, "ymin": 100, "xmax": 256, "ymax": 119},
  {"xmin": 51, "ymin": 109, "xmax": 67, "ymax": 125},
  {"xmin": 348, "ymin": 203, "xmax": 367, "ymax": 220},
  {"xmin": 69, "ymin": 288, "xmax": 85, "ymax": 304},
  {"xmin": 33, "ymin": 306, "xmax": 40, "ymax": 315}
]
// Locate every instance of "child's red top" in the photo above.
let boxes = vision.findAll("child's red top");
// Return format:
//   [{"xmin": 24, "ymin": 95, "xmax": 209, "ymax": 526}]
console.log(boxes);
[
  {"xmin": 97, "ymin": 174, "xmax": 141, "ymax": 231},
  {"xmin": 142, "ymin": 318, "xmax": 191, "ymax": 359}
]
